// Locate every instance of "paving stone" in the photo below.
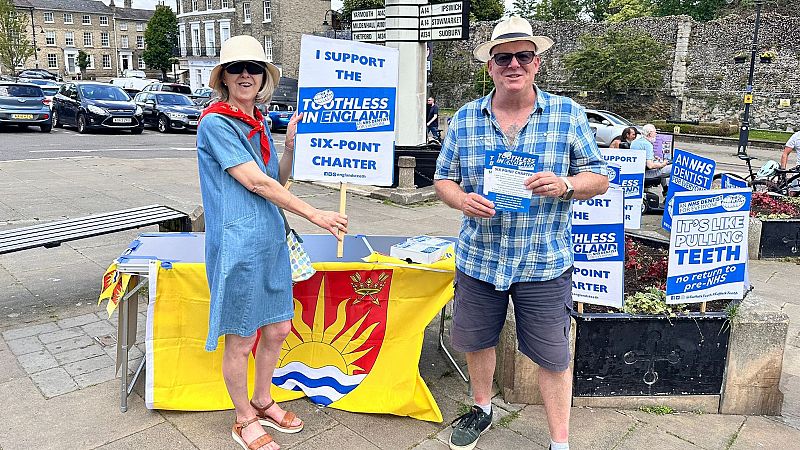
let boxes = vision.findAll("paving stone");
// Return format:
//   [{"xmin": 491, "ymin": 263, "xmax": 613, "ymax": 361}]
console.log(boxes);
[
  {"xmin": 30, "ymin": 367, "xmax": 78, "ymax": 398},
  {"xmin": 63, "ymin": 354, "xmax": 115, "ymax": 377},
  {"xmin": 323, "ymin": 404, "xmax": 440, "ymax": 449},
  {"xmin": 82, "ymin": 319, "xmax": 117, "ymax": 338},
  {"xmin": 104, "ymin": 343, "xmax": 142, "ymax": 362},
  {"xmin": 1, "ymin": 322, "xmax": 59, "ymax": 341},
  {"xmin": 53, "ymin": 342, "xmax": 106, "ymax": 365},
  {"xmin": 614, "ymin": 422, "xmax": 699, "ymax": 449},
  {"xmin": 411, "ymin": 439, "xmax": 450, "ymax": 450},
  {"xmin": 6, "ymin": 336, "xmax": 44, "ymax": 355},
  {"xmin": 625, "ymin": 409, "xmax": 745, "ymax": 450},
  {"xmin": 45, "ymin": 334, "xmax": 96, "ymax": 354},
  {"xmin": 0, "ymin": 336, "xmax": 26, "ymax": 383},
  {"xmin": 38, "ymin": 326, "xmax": 86, "ymax": 344},
  {"xmin": 74, "ymin": 365, "xmax": 119, "ymax": 389},
  {"xmin": 95, "ymin": 422, "xmax": 197, "ymax": 449},
  {"xmin": 730, "ymin": 416, "xmax": 800, "ymax": 449},
  {"xmin": 474, "ymin": 426, "xmax": 543, "ymax": 450},
  {"xmin": 286, "ymin": 424, "xmax": 380, "ymax": 450},
  {"xmin": 57, "ymin": 312, "xmax": 100, "ymax": 329},
  {"xmin": 16, "ymin": 349, "xmax": 59, "ymax": 374}
]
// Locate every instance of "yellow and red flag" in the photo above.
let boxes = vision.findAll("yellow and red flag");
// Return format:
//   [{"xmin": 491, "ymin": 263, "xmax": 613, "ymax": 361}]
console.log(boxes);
[
  {"xmin": 144, "ymin": 257, "xmax": 454, "ymax": 422},
  {"xmin": 98, "ymin": 262, "xmax": 131, "ymax": 317}
]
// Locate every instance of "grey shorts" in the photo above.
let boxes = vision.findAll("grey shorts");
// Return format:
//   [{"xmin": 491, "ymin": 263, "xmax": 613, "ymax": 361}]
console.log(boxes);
[{"xmin": 451, "ymin": 268, "xmax": 573, "ymax": 372}]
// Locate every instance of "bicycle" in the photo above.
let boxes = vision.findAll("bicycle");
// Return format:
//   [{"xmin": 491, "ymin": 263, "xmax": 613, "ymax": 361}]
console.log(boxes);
[{"xmin": 713, "ymin": 152, "xmax": 800, "ymax": 196}]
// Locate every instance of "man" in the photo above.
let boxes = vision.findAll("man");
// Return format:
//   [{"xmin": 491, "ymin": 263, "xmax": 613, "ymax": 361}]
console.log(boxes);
[
  {"xmin": 632, "ymin": 123, "xmax": 670, "ymax": 196},
  {"xmin": 434, "ymin": 16, "xmax": 608, "ymax": 450},
  {"xmin": 781, "ymin": 130, "xmax": 800, "ymax": 169},
  {"xmin": 427, "ymin": 96, "xmax": 440, "ymax": 142}
]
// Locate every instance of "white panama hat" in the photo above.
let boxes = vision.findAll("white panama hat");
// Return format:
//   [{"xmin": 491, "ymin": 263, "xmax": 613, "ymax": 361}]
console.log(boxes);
[
  {"xmin": 473, "ymin": 16, "xmax": 554, "ymax": 63},
  {"xmin": 208, "ymin": 35, "xmax": 281, "ymax": 89}
]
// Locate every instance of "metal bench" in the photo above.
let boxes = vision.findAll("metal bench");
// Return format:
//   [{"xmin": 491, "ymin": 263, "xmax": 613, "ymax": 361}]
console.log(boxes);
[{"xmin": 0, "ymin": 205, "xmax": 191, "ymax": 255}]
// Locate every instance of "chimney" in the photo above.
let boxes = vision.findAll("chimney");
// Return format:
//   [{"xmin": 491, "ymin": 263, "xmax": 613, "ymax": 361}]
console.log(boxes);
[
  {"xmin": 124, "ymin": 0, "xmax": 131, "ymax": 8},
  {"xmin": 109, "ymin": 0, "xmax": 115, "ymax": 7}
]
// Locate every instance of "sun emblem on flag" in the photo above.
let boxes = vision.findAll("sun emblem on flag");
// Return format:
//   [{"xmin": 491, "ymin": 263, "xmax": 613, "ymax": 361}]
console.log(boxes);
[{"xmin": 273, "ymin": 270, "xmax": 392, "ymax": 406}]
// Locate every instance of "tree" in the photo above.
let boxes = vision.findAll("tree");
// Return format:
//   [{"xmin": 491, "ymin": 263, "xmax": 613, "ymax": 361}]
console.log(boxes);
[
  {"xmin": 606, "ymin": 0, "xmax": 654, "ymax": 22},
  {"xmin": 77, "ymin": 50, "xmax": 89, "ymax": 79},
  {"xmin": 533, "ymin": 0, "xmax": 582, "ymax": 20},
  {"xmin": 0, "ymin": 0, "xmax": 34, "ymax": 74},
  {"xmin": 653, "ymin": 0, "xmax": 726, "ymax": 21},
  {"xmin": 470, "ymin": 0, "xmax": 504, "ymax": 22},
  {"xmin": 563, "ymin": 29, "xmax": 667, "ymax": 106},
  {"xmin": 512, "ymin": 0, "xmax": 538, "ymax": 19},
  {"xmin": 584, "ymin": 0, "xmax": 613, "ymax": 22},
  {"xmin": 340, "ymin": 0, "xmax": 383, "ymax": 29},
  {"xmin": 142, "ymin": 5, "xmax": 178, "ymax": 80}
]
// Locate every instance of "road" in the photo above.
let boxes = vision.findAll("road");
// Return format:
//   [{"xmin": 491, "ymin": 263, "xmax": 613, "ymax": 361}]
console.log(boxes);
[{"xmin": 0, "ymin": 125, "xmax": 287, "ymax": 161}]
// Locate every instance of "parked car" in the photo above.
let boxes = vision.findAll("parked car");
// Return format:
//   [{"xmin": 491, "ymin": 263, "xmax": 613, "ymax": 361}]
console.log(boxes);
[
  {"xmin": 141, "ymin": 82, "xmax": 193, "ymax": 95},
  {"xmin": 192, "ymin": 87, "xmax": 213, "ymax": 106},
  {"xmin": 585, "ymin": 109, "xmax": 643, "ymax": 147},
  {"xmin": 19, "ymin": 79, "xmax": 61, "ymax": 109},
  {"xmin": 134, "ymin": 91, "xmax": 201, "ymax": 133},
  {"xmin": 17, "ymin": 69, "xmax": 61, "ymax": 81},
  {"xmin": 0, "ymin": 82, "xmax": 52, "ymax": 132},
  {"xmin": 259, "ymin": 103, "xmax": 294, "ymax": 132},
  {"xmin": 52, "ymin": 82, "xmax": 143, "ymax": 134}
]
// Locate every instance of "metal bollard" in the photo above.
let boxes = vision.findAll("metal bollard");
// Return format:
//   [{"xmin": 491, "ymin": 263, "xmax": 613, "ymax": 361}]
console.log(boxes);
[{"xmin": 397, "ymin": 156, "xmax": 417, "ymax": 190}]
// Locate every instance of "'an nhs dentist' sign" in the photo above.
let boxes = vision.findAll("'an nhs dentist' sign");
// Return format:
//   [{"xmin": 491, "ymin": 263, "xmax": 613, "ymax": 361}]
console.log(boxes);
[
  {"xmin": 666, "ymin": 188, "xmax": 751, "ymax": 304},
  {"xmin": 662, "ymin": 149, "xmax": 715, "ymax": 232},
  {"xmin": 294, "ymin": 35, "xmax": 398, "ymax": 186}
]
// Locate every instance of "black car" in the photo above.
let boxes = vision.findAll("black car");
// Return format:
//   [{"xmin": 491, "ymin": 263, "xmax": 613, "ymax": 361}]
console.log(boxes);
[
  {"xmin": 52, "ymin": 82, "xmax": 143, "ymax": 134},
  {"xmin": 17, "ymin": 69, "xmax": 61, "ymax": 81},
  {"xmin": 134, "ymin": 91, "xmax": 201, "ymax": 133}
]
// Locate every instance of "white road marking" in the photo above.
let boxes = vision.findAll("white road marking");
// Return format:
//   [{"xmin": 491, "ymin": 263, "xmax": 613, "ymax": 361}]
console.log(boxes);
[
  {"xmin": 1, "ymin": 156, "xmax": 96, "ymax": 163},
  {"xmin": 29, "ymin": 147, "xmax": 196, "ymax": 153}
]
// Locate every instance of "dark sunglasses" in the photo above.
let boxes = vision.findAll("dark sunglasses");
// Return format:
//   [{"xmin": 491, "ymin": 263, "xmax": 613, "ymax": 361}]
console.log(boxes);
[
  {"xmin": 224, "ymin": 61, "xmax": 266, "ymax": 75},
  {"xmin": 492, "ymin": 51, "xmax": 536, "ymax": 67}
]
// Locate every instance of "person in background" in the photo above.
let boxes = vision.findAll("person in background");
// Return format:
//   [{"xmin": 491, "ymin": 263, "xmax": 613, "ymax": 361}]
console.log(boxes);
[
  {"xmin": 609, "ymin": 126, "xmax": 638, "ymax": 149},
  {"xmin": 434, "ymin": 16, "xmax": 608, "ymax": 450},
  {"xmin": 427, "ymin": 96, "xmax": 441, "ymax": 142},
  {"xmin": 632, "ymin": 123, "xmax": 670, "ymax": 196},
  {"xmin": 197, "ymin": 35, "xmax": 348, "ymax": 450},
  {"xmin": 781, "ymin": 129, "xmax": 800, "ymax": 169}
]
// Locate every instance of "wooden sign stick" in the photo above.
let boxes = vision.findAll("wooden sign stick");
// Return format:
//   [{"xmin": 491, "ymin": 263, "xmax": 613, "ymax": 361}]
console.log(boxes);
[
  {"xmin": 700, "ymin": 301, "xmax": 707, "ymax": 315},
  {"xmin": 337, "ymin": 182, "xmax": 348, "ymax": 258},
  {"xmin": 577, "ymin": 302, "xmax": 584, "ymax": 314}
]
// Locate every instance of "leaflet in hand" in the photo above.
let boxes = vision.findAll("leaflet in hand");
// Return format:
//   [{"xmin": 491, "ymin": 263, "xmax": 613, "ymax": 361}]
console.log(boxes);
[{"xmin": 483, "ymin": 150, "xmax": 540, "ymax": 212}]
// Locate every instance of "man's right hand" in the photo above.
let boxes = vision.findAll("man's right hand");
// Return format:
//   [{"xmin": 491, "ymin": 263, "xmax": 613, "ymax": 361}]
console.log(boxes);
[{"xmin": 461, "ymin": 192, "xmax": 495, "ymax": 218}]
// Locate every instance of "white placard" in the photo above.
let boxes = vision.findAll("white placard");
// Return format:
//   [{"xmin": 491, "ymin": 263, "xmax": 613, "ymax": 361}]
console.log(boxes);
[
  {"xmin": 294, "ymin": 35, "xmax": 398, "ymax": 186},
  {"xmin": 600, "ymin": 148, "xmax": 646, "ymax": 229}
]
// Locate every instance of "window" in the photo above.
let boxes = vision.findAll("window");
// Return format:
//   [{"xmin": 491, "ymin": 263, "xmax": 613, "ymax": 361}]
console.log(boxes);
[
  {"xmin": 136, "ymin": 36, "xmax": 144, "ymax": 49},
  {"xmin": 191, "ymin": 24, "xmax": 200, "ymax": 55},
  {"xmin": 262, "ymin": 0, "xmax": 271, "ymax": 23},
  {"xmin": 87, "ymin": 55, "xmax": 95, "ymax": 69},
  {"xmin": 121, "ymin": 35, "xmax": 129, "ymax": 49},
  {"xmin": 83, "ymin": 32, "xmax": 93, "ymax": 47},
  {"xmin": 82, "ymin": 15, "xmax": 91, "ymax": 25},
  {"xmin": 179, "ymin": 25, "xmax": 187, "ymax": 56},
  {"xmin": 206, "ymin": 0, "xmax": 213, "ymax": 10},
  {"xmin": 43, "ymin": 12, "xmax": 54, "ymax": 23},
  {"xmin": 102, "ymin": 54, "xmax": 111, "ymax": 69},
  {"xmin": 264, "ymin": 35, "xmax": 273, "ymax": 62},
  {"xmin": 138, "ymin": 57, "xmax": 145, "ymax": 69},
  {"xmin": 222, "ymin": 0, "xmax": 229, "ymax": 7},
  {"xmin": 136, "ymin": 23, "xmax": 144, "ymax": 32},
  {"xmin": 204, "ymin": 22, "xmax": 216, "ymax": 56},
  {"xmin": 243, "ymin": 2, "xmax": 251, "ymax": 23},
  {"xmin": 101, "ymin": 31, "xmax": 109, "ymax": 47},
  {"xmin": 63, "ymin": 13, "xmax": 73, "ymax": 24},
  {"xmin": 65, "ymin": 31, "xmax": 74, "ymax": 46},
  {"xmin": 192, "ymin": 0, "xmax": 198, "ymax": 11},
  {"xmin": 219, "ymin": 21, "xmax": 230, "ymax": 43},
  {"xmin": 45, "ymin": 31, "xmax": 55, "ymax": 46},
  {"xmin": 47, "ymin": 53, "xmax": 58, "ymax": 68},
  {"xmin": 119, "ymin": 21, "xmax": 127, "ymax": 31},
  {"xmin": 100, "ymin": 15, "xmax": 108, "ymax": 26}
]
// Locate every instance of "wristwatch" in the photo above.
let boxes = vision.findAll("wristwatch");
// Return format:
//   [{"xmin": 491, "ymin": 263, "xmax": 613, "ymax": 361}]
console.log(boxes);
[{"xmin": 559, "ymin": 177, "xmax": 574, "ymax": 201}]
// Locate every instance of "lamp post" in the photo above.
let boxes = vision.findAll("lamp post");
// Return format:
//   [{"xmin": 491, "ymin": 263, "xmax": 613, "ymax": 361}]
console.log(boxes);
[
  {"xmin": 736, "ymin": 0, "xmax": 765, "ymax": 157},
  {"xmin": 322, "ymin": 10, "xmax": 340, "ymax": 39},
  {"xmin": 28, "ymin": 8, "xmax": 44, "ymax": 69}
]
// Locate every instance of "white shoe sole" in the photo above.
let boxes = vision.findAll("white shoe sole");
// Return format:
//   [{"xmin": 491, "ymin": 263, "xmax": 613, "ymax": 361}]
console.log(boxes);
[{"xmin": 259, "ymin": 418, "xmax": 304, "ymax": 434}]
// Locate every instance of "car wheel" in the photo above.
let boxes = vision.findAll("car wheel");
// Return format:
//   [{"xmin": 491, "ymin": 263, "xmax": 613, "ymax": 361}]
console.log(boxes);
[
  {"xmin": 130, "ymin": 127, "xmax": 143, "ymax": 135},
  {"xmin": 52, "ymin": 109, "xmax": 63, "ymax": 128},
  {"xmin": 77, "ymin": 113, "xmax": 88, "ymax": 134},
  {"xmin": 641, "ymin": 198, "xmax": 649, "ymax": 215},
  {"xmin": 40, "ymin": 124, "xmax": 52, "ymax": 133},
  {"xmin": 158, "ymin": 115, "xmax": 170, "ymax": 133}
]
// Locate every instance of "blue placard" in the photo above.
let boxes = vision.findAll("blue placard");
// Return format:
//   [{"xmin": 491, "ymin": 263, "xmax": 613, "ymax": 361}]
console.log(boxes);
[
  {"xmin": 721, "ymin": 173, "xmax": 748, "ymax": 189},
  {"xmin": 483, "ymin": 150, "xmax": 539, "ymax": 212},
  {"xmin": 607, "ymin": 164, "xmax": 621, "ymax": 187},
  {"xmin": 662, "ymin": 148, "xmax": 716, "ymax": 232},
  {"xmin": 297, "ymin": 86, "xmax": 396, "ymax": 134}
]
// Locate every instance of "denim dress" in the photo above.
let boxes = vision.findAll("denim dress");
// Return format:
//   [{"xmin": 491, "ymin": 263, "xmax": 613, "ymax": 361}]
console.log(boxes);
[{"xmin": 196, "ymin": 113, "xmax": 293, "ymax": 351}]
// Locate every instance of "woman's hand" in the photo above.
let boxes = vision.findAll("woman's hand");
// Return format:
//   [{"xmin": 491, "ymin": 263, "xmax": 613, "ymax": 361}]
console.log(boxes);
[
  {"xmin": 284, "ymin": 112, "xmax": 304, "ymax": 151},
  {"xmin": 310, "ymin": 209, "xmax": 348, "ymax": 239}
]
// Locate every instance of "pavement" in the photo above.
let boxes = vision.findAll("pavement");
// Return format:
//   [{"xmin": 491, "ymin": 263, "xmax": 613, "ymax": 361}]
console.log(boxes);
[{"xmin": 2, "ymin": 155, "xmax": 800, "ymax": 449}]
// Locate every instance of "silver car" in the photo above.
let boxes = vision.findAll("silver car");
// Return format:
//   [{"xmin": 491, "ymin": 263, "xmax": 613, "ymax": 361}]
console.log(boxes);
[{"xmin": 585, "ymin": 109, "xmax": 643, "ymax": 147}]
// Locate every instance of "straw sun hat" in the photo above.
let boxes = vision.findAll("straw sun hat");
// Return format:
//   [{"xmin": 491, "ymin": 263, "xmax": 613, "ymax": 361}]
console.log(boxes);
[
  {"xmin": 208, "ymin": 35, "xmax": 281, "ymax": 89},
  {"xmin": 473, "ymin": 16, "xmax": 554, "ymax": 63}
]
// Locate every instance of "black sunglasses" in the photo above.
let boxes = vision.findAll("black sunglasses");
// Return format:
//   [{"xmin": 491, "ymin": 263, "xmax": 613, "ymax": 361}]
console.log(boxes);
[
  {"xmin": 224, "ymin": 61, "xmax": 266, "ymax": 75},
  {"xmin": 492, "ymin": 51, "xmax": 536, "ymax": 67}
]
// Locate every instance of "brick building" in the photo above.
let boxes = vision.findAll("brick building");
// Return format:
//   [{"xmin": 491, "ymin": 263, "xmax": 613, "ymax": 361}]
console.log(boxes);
[
  {"xmin": 175, "ymin": 0, "xmax": 332, "ymax": 91},
  {"xmin": 12, "ymin": 0, "xmax": 156, "ymax": 80}
]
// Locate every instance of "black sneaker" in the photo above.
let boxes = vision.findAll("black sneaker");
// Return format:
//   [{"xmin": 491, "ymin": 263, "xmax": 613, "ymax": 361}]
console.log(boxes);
[{"xmin": 449, "ymin": 405, "xmax": 492, "ymax": 450}]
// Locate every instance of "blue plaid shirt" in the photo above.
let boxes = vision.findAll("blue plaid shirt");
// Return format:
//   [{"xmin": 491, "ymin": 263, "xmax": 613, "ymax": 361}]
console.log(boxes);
[{"xmin": 434, "ymin": 87, "xmax": 607, "ymax": 290}]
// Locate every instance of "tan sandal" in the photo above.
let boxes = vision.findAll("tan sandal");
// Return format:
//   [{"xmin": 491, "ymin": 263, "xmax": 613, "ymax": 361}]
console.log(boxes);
[
  {"xmin": 231, "ymin": 417, "xmax": 275, "ymax": 450},
  {"xmin": 250, "ymin": 399, "xmax": 304, "ymax": 433}
]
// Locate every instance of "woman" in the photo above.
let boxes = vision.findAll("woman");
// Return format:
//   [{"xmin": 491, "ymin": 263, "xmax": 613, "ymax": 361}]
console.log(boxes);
[
  {"xmin": 197, "ymin": 35, "xmax": 348, "ymax": 450},
  {"xmin": 610, "ymin": 126, "xmax": 638, "ymax": 149}
]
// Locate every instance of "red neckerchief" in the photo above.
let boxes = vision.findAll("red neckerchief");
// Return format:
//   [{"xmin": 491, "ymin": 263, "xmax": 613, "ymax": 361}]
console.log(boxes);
[{"xmin": 200, "ymin": 102, "xmax": 271, "ymax": 166}]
